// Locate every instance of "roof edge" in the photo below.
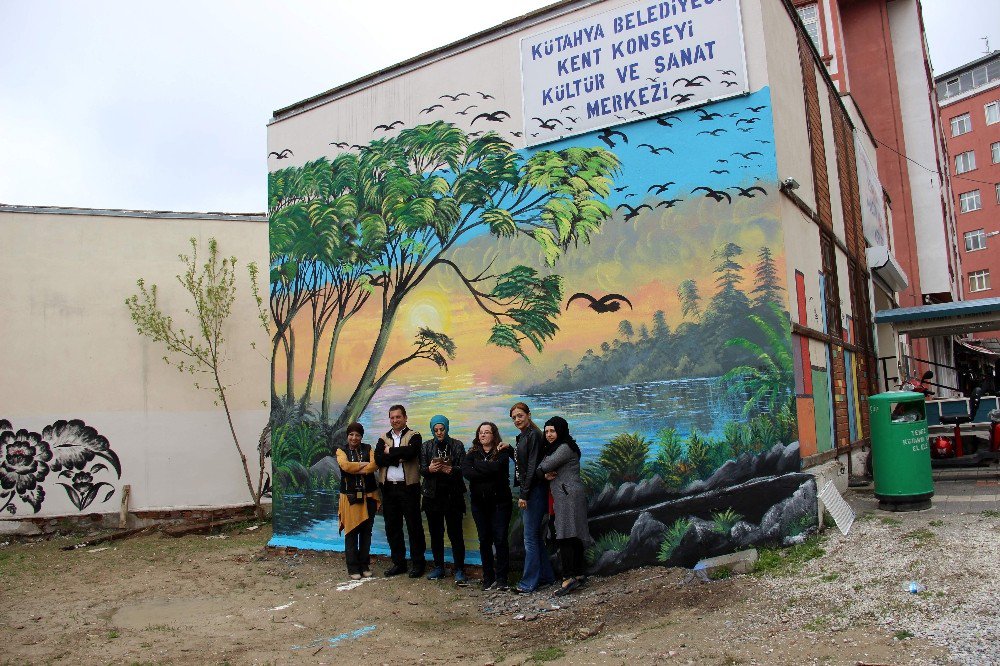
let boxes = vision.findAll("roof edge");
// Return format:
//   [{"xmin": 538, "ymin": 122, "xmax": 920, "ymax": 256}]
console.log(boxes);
[
  {"xmin": 933, "ymin": 50, "xmax": 1000, "ymax": 82},
  {"xmin": 0, "ymin": 203, "xmax": 267, "ymax": 222}
]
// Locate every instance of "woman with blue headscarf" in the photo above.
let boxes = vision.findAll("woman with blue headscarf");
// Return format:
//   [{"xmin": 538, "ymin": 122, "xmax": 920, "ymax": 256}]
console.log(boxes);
[{"xmin": 420, "ymin": 414, "xmax": 468, "ymax": 584}]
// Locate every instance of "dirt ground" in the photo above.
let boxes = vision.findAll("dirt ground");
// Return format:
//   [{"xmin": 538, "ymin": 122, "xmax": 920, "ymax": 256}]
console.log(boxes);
[{"xmin": 0, "ymin": 507, "xmax": 977, "ymax": 666}]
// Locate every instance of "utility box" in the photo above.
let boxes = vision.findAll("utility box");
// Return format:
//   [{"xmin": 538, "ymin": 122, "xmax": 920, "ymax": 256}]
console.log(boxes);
[{"xmin": 868, "ymin": 392, "xmax": 933, "ymax": 511}]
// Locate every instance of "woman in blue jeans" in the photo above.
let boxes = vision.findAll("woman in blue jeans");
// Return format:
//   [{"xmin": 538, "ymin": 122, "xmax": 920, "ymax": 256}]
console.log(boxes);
[
  {"xmin": 510, "ymin": 401, "xmax": 555, "ymax": 593},
  {"xmin": 461, "ymin": 421, "xmax": 514, "ymax": 590}
]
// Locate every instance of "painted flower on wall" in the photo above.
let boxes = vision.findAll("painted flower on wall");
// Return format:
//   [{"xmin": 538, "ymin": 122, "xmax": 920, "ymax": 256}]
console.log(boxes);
[
  {"xmin": 0, "ymin": 418, "xmax": 121, "ymax": 514},
  {"xmin": 0, "ymin": 421, "xmax": 53, "ymax": 513},
  {"xmin": 43, "ymin": 419, "xmax": 122, "ymax": 476}
]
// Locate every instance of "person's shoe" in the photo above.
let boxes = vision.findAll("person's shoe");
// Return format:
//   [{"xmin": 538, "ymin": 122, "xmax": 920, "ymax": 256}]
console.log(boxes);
[
  {"xmin": 426, "ymin": 567, "xmax": 446, "ymax": 580},
  {"xmin": 454, "ymin": 569, "xmax": 468, "ymax": 586},
  {"xmin": 481, "ymin": 579, "xmax": 496, "ymax": 591},
  {"xmin": 362, "ymin": 570, "xmax": 373, "ymax": 578},
  {"xmin": 408, "ymin": 565, "xmax": 426, "ymax": 578},
  {"xmin": 350, "ymin": 573, "xmax": 362, "ymax": 581},
  {"xmin": 513, "ymin": 585, "xmax": 533, "ymax": 594},
  {"xmin": 552, "ymin": 577, "xmax": 581, "ymax": 597},
  {"xmin": 384, "ymin": 564, "xmax": 407, "ymax": 577},
  {"xmin": 494, "ymin": 582, "xmax": 509, "ymax": 592}
]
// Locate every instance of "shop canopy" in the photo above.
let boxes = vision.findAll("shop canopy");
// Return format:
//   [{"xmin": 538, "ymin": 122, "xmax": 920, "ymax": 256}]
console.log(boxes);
[{"xmin": 874, "ymin": 298, "xmax": 1000, "ymax": 338}]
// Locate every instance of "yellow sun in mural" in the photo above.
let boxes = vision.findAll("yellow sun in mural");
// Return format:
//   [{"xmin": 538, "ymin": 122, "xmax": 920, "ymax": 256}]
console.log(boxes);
[{"xmin": 406, "ymin": 296, "xmax": 449, "ymax": 333}]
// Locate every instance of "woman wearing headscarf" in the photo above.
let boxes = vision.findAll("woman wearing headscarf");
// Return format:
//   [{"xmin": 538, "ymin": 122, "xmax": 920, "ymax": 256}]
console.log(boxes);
[
  {"xmin": 336, "ymin": 422, "xmax": 381, "ymax": 580},
  {"xmin": 538, "ymin": 416, "xmax": 591, "ymax": 596},
  {"xmin": 420, "ymin": 414, "xmax": 468, "ymax": 584},
  {"xmin": 461, "ymin": 421, "xmax": 514, "ymax": 590},
  {"xmin": 510, "ymin": 401, "xmax": 556, "ymax": 594}
]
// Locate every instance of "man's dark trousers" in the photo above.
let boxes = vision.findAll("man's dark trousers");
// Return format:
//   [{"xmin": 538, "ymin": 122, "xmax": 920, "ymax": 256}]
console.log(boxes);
[{"xmin": 381, "ymin": 481, "xmax": 426, "ymax": 570}]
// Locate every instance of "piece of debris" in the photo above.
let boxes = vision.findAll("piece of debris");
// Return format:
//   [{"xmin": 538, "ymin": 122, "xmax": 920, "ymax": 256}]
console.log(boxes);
[
  {"xmin": 161, "ymin": 517, "xmax": 247, "ymax": 538},
  {"xmin": 205, "ymin": 534, "xmax": 229, "ymax": 540},
  {"xmin": 291, "ymin": 625, "xmax": 377, "ymax": 651},
  {"xmin": 268, "ymin": 601, "xmax": 296, "ymax": 611},
  {"xmin": 62, "ymin": 525, "xmax": 158, "ymax": 550},
  {"xmin": 87, "ymin": 547, "xmax": 111, "ymax": 553},
  {"xmin": 577, "ymin": 622, "xmax": 605, "ymax": 639}
]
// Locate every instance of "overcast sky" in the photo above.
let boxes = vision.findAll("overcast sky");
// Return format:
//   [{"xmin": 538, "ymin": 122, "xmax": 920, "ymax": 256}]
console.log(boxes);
[{"xmin": 0, "ymin": 0, "xmax": 996, "ymax": 213}]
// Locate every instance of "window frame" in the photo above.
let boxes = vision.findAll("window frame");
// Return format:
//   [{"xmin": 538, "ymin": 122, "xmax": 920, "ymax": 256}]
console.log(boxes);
[
  {"xmin": 969, "ymin": 269, "xmax": 991, "ymax": 293},
  {"xmin": 986, "ymin": 101, "xmax": 1000, "ymax": 125},
  {"xmin": 951, "ymin": 112, "xmax": 972, "ymax": 136},
  {"xmin": 797, "ymin": 4, "xmax": 821, "ymax": 51},
  {"xmin": 965, "ymin": 229, "xmax": 986, "ymax": 252},
  {"xmin": 992, "ymin": 141, "xmax": 1000, "ymax": 164},
  {"xmin": 960, "ymin": 189, "xmax": 982, "ymax": 213},
  {"xmin": 956, "ymin": 150, "xmax": 976, "ymax": 174}
]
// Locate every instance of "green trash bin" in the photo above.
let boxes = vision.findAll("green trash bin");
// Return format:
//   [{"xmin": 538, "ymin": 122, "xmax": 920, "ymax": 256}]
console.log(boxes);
[{"xmin": 868, "ymin": 391, "xmax": 933, "ymax": 511}]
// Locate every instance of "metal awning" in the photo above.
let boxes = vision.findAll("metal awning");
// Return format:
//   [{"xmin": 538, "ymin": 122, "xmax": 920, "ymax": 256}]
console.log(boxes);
[
  {"xmin": 874, "ymin": 297, "xmax": 1000, "ymax": 338},
  {"xmin": 955, "ymin": 338, "xmax": 1000, "ymax": 358}
]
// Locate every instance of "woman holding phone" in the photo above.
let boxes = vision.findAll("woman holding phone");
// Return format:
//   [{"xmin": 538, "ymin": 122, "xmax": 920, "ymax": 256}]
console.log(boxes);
[{"xmin": 462, "ymin": 421, "xmax": 514, "ymax": 590}]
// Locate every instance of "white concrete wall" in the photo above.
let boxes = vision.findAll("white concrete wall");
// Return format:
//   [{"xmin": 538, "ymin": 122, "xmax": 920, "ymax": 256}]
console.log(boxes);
[
  {"xmin": 887, "ymin": 0, "xmax": 957, "ymax": 299},
  {"xmin": 0, "ymin": 207, "xmax": 270, "ymax": 519}
]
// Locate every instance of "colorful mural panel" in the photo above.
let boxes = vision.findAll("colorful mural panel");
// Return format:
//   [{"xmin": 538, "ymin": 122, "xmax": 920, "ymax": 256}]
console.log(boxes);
[{"xmin": 267, "ymin": 84, "xmax": 816, "ymax": 571}]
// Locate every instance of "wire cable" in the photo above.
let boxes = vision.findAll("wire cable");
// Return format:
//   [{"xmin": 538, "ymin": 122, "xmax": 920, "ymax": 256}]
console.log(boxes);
[{"xmin": 871, "ymin": 135, "xmax": 998, "ymax": 187}]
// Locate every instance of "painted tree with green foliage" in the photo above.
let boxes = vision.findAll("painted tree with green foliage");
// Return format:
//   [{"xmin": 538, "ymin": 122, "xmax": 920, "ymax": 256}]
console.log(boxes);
[
  {"xmin": 269, "ymin": 122, "xmax": 620, "ymax": 432},
  {"xmin": 722, "ymin": 302, "xmax": 794, "ymax": 416}
]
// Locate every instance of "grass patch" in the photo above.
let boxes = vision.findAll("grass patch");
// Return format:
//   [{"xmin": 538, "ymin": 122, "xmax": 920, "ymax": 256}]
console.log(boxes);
[
  {"xmin": 981, "ymin": 510, "xmax": 1000, "ymax": 518},
  {"xmin": 753, "ymin": 535, "xmax": 826, "ymax": 577},
  {"xmin": 820, "ymin": 573, "xmax": 840, "ymax": 582},
  {"xmin": 928, "ymin": 519, "xmax": 944, "ymax": 527},
  {"xmin": 531, "ymin": 646, "xmax": 566, "ymax": 662},
  {"xmin": 711, "ymin": 508, "xmax": 743, "ymax": 534},
  {"xmin": 902, "ymin": 528, "xmax": 935, "ymax": 546},
  {"xmin": 893, "ymin": 630, "xmax": 915, "ymax": 640},
  {"xmin": 803, "ymin": 615, "xmax": 829, "ymax": 631},
  {"xmin": 878, "ymin": 516, "xmax": 903, "ymax": 526},
  {"xmin": 708, "ymin": 566, "xmax": 733, "ymax": 580},
  {"xmin": 107, "ymin": 630, "xmax": 120, "ymax": 640}
]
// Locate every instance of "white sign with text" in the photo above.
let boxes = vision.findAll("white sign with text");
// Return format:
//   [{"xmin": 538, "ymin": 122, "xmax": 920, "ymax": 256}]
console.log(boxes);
[{"xmin": 521, "ymin": 0, "xmax": 748, "ymax": 146}]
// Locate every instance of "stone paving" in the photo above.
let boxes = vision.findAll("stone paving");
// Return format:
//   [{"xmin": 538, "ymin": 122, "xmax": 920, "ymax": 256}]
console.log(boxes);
[{"xmin": 848, "ymin": 459, "xmax": 1000, "ymax": 515}]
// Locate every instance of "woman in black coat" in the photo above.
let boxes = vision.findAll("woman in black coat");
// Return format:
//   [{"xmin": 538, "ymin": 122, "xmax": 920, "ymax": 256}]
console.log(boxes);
[{"xmin": 461, "ymin": 421, "xmax": 513, "ymax": 590}]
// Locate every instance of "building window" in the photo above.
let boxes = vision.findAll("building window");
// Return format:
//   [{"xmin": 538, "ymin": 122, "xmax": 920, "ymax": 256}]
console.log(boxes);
[
  {"xmin": 965, "ymin": 229, "xmax": 986, "ymax": 251},
  {"xmin": 956, "ymin": 150, "xmax": 976, "ymax": 174},
  {"xmin": 996, "ymin": 182, "xmax": 1000, "ymax": 205},
  {"xmin": 951, "ymin": 113, "xmax": 972, "ymax": 136},
  {"xmin": 797, "ymin": 4, "xmax": 820, "ymax": 50},
  {"xmin": 970, "ymin": 269, "xmax": 991, "ymax": 293},
  {"xmin": 993, "ymin": 142, "xmax": 1000, "ymax": 164},
  {"xmin": 960, "ymin": 189, "xmax": 982, "ymax": 212},
  {"xmin": 987, "ymin": 101, "xmax": 1000, "ymax": 125},
  {"xmin": 937, "ymin": 58, "xmax": 1000, "ymax": 100}
]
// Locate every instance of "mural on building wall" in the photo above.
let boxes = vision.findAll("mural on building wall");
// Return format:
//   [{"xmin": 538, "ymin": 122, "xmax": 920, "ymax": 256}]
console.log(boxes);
[
  {"xmin": 267, "ymin": 85, "xmax": 817, "ymax": 571},
  {"xmin": 0, "ymin": 419, "xmax": 122, "ymax": 514}
]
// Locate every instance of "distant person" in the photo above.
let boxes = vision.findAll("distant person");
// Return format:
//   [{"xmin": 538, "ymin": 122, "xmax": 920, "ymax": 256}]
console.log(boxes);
[
  {"xmin": 375, "ymin": 404, "xmax": 426, "ymax": 578},
  {"xmin": 539, "ymin": 416, "xmax": 591, "ymax": 596},
  {"xmin": 336, "ymin": 422, "xmax": 380, "ymax": 580},
  {"xmin": 420, "ymin": 414, "xmax": 468, "ymax": 585},
  {"xmin": 510, "ymin": 401, "xmax": 555, "ymax": 594},
  {"xmin": 462, "ymin": 421, "xmax": 514, "ymax": 590}
]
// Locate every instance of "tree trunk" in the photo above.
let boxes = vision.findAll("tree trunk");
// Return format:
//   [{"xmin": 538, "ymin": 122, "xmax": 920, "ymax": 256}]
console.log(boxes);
[
  {"xmin": 333, "ymin": 303, "xmax": 399, "ymax": 432},
  {"xmin": 214, "ymin": 369, "xmax": 264, "ymax": 519},
  {"xmin": 299, "ymin": 324, "xmax": 323, "ymax": 413},
  {"xmin": 284, "ymin": 326, "xmax": 296, "ymax": 404},
  {"xmin": 320, "ymin": 318, "xmax": 348, "ymax": 422}
]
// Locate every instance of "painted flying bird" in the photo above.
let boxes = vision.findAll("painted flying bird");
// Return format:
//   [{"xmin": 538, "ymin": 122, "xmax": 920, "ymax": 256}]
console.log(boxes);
[
  {"xmin": 647, "ymin": 76, "xmax": 660, "ymax": 82},
  {"xmin": 632, "ymin": 110, "xmax": 647, "ymax": 116},
  {"xmin": 730, "ymin": 186, "xmax": 768, "ymax": 198},
  {"xmin": 472, "ymin": 110, "xmax": 510, "ymax": 124},
  {"xmin": 691, "ymin": 186, "xmax": 733, "ymax": 203},
  {"xmin": 614, "ymin": 115, "xmax": 627, "ymax": 120},
  {"xmin": 477, "ymin": 91, "xmax": 496, "ymax": 99},
  {"xmin": 717, "ymin": 159, "xmax": 729, "ymax": 163},
  {"xmin": 736, "ymin": 118, "xmax": 759, "ymax": 125},
  {"xmin": 439, "ymin": 93, "xmax": 470, "ymax": 101},
  {"xmin": 419, "ymin": 104, "xmax": 444, "ymax": 114},
  {"xmin": 722, "ymin": 80, "xmax": 739, "ymax": 87},
  {"xmin": 329, "ymin": 141, "xmax": 350, "ymax": 148},
  {"xmin": 510, "ymin": 131, "xmax": 523, "ymax": 137},
  {"xmin": 710, "ymin": 169, "xmax": 730, "ymax": 174},
  {"xmin": 561, "ymin": 105, "xmax": 576, "ymax": 111},
  {"xmin": 374, "ymin": 120, "xmax": 404, "ymax": 131},
  {"xmin": 350, "ymin": 144, "xmax": 366, "ymax": 150},
  {"xmin": 625, "ymin": 193, "xmax": 637, "ymax": 199},
  {"xmin": 671, "ymin": 93, "xmax": 695, "ymax": 104},
  {"xmin": 727, "ymin": 113, "xmax": 741, "ymax": 117},
  {"xmin": 719, "ymin": 69, "xmax": 737, "ymax": 76},
  {"xmin": 698, "ymin": 129, "xmax": 727, "ymax": 136},
  {"xmin": 732, "ymin": 151, "xmax": 763, "ymax": 159},
  {"xmin": 456, "ymin": 105, "xmax": 478, "ymax": 115},
  {"xmin": 533, "ymin": 117, "xmax": 563, "ymax": 130},
  {"xmin": 616, "ymin": 203, "xmax": 652, "ymax": 221},
  {"xmin": 597, "ymin": 128, "xmax": 628, "ymax": 148},
  {"xmin": 613, "ymin": 186, "xmax": 629, "ymax": 192},
  {"xmin": 530, "ymin": 132, "xmax": 539, "ymax": 137},
  {"xmin": 566, "ymin": 116, "xmax": 580, "ymax": 123},
  {"xmin": 738, "ymin": 127, "xmax": 754, "ymax": 132},
  {"xmin": 268, "ymin": 149, "xmax": 293, "ymax": 159},
  {"xmin": 747, "ymin": 105, "xmax": 767, "ymax": 112},
  {"xmin": 468, "ymin": 131, "xmax": 484, "ymax": 137},
  {"xmin": 756, "ymin": 139, "xmax": 772, "ymax": 144},
  {"xmin": 566, "ymin": 292, "xmax": 633, "ymax": 313},
  {"xmin": 647, "ymin": 181, "xmax": 675, "ymax": 194},
  {"xmin": 656, "ymin": 198, "xmax": 683, "ymax": 208},
  {"xmin": 696, "ymin": 109, "xmax": 722, "ymax": 121},
  {"xmin": 638, "ymin": 143, "xmax": 673, "ymax": 154},
  {"xmin": 674, "ymin": 75, "xmax": 710, "ymax": 87},
  {"xmin": 656, "ymin": 115, "xmax": 682, "ymax": 126}
]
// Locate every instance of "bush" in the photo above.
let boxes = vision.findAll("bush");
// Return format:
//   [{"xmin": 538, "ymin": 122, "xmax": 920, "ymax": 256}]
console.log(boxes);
[
  {"xmin": 586, "ymin": 530, "xmax": 629, "ymax": 564},
  {"xmin": 657, "ymin": 518, "xmax": 692, "ymax": 562}
]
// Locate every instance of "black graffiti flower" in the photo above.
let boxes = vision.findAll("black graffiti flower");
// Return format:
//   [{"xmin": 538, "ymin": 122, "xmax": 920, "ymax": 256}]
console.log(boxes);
[
  {"xmin": 71, "ymin": 471, "xmax": 94, "ymax": 491},
  {"xmin": 43, "ymin": 419, "xmax": 121, "ymax": 477},
  {"xmin": 58, "ymin": 469, "xmax": 114, "ymax": 511},
  {"xmin": 0, "ymin": 428, "xmax": 52, "ymax": 512}
]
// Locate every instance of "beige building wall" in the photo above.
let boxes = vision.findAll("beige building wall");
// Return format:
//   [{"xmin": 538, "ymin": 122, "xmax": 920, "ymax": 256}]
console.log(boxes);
[{"xmin": 0, "ymin": 205, "xmax": 269, "ymax": 521}]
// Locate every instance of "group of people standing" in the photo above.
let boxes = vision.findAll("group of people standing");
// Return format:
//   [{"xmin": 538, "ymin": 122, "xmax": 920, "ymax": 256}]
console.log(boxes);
[{"xmin": 335, "ymin": 402, "xmax": 591, "ymax": 596}]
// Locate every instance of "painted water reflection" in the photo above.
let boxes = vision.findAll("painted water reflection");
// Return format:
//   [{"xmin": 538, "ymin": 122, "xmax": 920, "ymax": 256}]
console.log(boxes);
[{"xmin": 271, "ymin": 375, "xmax": 746, "ymax": 557}]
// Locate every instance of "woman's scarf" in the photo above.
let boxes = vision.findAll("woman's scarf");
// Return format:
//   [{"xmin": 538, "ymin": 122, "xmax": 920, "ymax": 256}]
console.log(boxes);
[
  {"xmin": 543, "ymin": 416, "xmax": 581, "ymax": 459},
  {"xmin": 429, "ymin": 414, "xmax": 451, "ymax": 454}
]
